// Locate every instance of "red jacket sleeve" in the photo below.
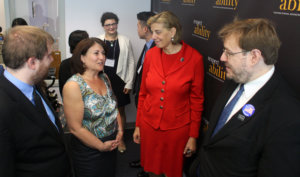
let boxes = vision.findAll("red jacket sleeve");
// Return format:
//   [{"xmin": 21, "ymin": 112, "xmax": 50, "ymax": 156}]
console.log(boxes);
[{"xmin": 189, "ymin": 50, "xmax": 204, "ymax": 138}]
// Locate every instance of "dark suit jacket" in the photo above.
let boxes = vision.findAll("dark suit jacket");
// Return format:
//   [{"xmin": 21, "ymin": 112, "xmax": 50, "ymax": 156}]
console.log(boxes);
[
  {"xmin": 136, "ymin": 41, "xmax": 204, "ymax": 137},
  {"xmin": 133, "ymin": 42, "xmax": 156, "ymax": 107},
  {"xmin": 58, "ymin": 58, "xmax": 72, "ymax": 96},
  {"xmin": 190, "ymin": 71, "xmax": 300, "ymax": 177},
  {"xmin": 0, "ymin": 75, "xmax": 70, "ymax": 177}
]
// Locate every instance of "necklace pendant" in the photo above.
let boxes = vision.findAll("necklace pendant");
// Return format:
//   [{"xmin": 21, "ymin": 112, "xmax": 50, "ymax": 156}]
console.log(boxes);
[{"xmin": 111, "ymin": 43, "xmax": 113, "ymax": 47}]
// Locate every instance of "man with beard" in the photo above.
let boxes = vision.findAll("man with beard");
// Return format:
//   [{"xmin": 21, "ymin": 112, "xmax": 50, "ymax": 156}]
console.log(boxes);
[
  {"xmin": 190, "ymin": 18, "xmax": 300, "ymax": 177},
  {"xmin": 0, "ymin": 26, "xmax": 70, "ymax": 177}
]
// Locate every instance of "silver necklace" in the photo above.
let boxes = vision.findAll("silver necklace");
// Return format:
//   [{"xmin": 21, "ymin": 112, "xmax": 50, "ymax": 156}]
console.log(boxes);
[
  {"xmin": 109, "ymin": 40, "xmax": 114, "ymax": 47},
  {"xmin": 106, "ymin": 39, "xmax": 115, "ymax": 47}
]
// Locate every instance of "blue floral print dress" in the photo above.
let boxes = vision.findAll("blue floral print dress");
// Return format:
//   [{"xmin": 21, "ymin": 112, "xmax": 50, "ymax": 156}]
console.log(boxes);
[{"xmin": 67, "ymin": 73, "xmax": 118, "ymax": 138}]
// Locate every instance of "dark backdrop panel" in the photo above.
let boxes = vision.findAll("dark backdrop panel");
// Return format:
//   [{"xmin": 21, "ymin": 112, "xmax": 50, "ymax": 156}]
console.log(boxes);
[{"xmin": 151, "ymin": 0, "xmax": 300, "ymax": 120}]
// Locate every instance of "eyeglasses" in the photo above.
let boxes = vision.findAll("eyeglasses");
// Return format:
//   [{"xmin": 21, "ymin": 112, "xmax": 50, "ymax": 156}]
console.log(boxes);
[
  {"xmin": 104, "ymin": 23, "xmax": 117, "ymax": 27},
  {"xmin": 222, "ymin": 48, "xmax": 249, "ymax": 58}
]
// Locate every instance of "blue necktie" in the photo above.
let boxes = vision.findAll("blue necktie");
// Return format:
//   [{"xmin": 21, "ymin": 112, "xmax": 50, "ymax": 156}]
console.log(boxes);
[
  {"xmin": 0, "ymin": 65, "xmax": 4, "ymax": 75},
  {"xmin": 141, "ymin": 44, "xmax": 148, "ymax": 65},
  {"xmin": 33, "ymin": 88, "xmax": 48, "ymax": 116},
  {"xmin": 212, "ymin": 84, "xmax": 244, "ymax": 137},
  {"xmin": 33, "ymin": 87, "xmax": 58, "ymax": 129}
]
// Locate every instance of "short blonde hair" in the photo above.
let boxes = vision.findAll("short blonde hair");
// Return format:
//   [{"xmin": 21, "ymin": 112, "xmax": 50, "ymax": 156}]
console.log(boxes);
[{"xmin": 147, "ymin": 11, "xmax": 182, "ymax": 44}]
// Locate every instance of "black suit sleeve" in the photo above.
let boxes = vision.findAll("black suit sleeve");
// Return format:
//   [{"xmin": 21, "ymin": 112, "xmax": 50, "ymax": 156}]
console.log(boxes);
[{"xmin": 58, "ymin": 59, "xmax": 72, "ymax": 96}]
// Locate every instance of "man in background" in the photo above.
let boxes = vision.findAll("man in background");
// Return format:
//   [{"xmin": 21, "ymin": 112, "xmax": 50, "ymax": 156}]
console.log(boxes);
[
  {"xmin": 0, "ymin": 26, "xmax": 70, "ymax": 177},
  {"xmin": 130, "ymin": 11, "xmax": 155, "ymax": 177},
  {"xmin": 58, "ymin": 30, "xmax": 89, "ymax": 95},
  {"xmin": 133, "ymin": 11, "xmax": 156, "ymax": 106},
  {"xmin": 11, "ymin": 17, "xmax": 28, "ymax": 27},
  {"xmin": 191, "ymin": 18, "xmax": 300, "ymax": 177}
]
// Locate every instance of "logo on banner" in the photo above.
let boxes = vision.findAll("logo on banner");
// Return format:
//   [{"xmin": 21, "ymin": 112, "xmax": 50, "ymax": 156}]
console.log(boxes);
[
  {"xmin": 182, "ymin": 0, "xmax": 196, "ymax": 5},
  {"xmin": 207, "ymin": 57, "xmax": 226, "ymax": 82},
  {"xmin": 273, "ymin": 0, "xmax": 300, "ymax": 17},
  {"xmin": 192, "ymin": 20, "xmax": 211, "ymax": 41},
  {"xmin": 213, "ymin": 0, "xmax": 239, "ymax": 10}
]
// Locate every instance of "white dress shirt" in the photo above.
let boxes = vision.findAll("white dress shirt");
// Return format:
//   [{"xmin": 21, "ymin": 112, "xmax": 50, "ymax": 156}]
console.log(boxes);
[{"xmin": 225, "ymin": 66, "xmax": 275, "ymax": 123}]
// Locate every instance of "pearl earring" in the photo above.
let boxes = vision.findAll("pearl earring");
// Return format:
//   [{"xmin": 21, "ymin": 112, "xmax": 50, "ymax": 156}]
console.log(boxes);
[{"xmin": 171, "ymin": 37, "xmax": 174, "ymax": 42}]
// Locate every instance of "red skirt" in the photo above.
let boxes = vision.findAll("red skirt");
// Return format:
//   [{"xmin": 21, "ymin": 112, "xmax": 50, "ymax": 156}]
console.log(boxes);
[{"xmin": 140, "ymin": 120, "xmax": 190, "ymax": 177}]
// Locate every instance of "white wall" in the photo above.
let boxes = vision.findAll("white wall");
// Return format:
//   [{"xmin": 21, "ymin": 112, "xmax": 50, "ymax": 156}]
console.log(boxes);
[
  {"xmin": 0, "ymin": 0, "xmax": 9, "ymax": 31},
  {"xmin": 0, "ymin": 0, "xmax": 6, "ymax": 30},
  {"xmin": 12, "ymin": 0, "xmax": 29, "ymax": 25},
  {"xmin": 65, "ymin": 0, "xmax": 151, "ymax": 59},
  {"xmin": 3, "ymin": 0, "xmax": 66, "ymax": 60},
  {"xmin": 65, "ymin": 0, "xmax": 151, "ymax": 123}
]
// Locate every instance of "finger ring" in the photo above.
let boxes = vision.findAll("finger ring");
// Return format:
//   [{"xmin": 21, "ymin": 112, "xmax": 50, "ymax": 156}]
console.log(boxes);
[{"xmin": 187, "ymin": 149, "xmax": 191, "ymax": 154}]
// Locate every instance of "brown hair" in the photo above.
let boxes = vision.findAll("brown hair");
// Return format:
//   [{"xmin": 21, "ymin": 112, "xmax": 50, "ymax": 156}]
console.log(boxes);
[
  {"xmin": 3, "ymin": 26, "xmax": 54, "ymax": 69},
  {"xmin": 218, "ymin": 18, "xmax": 281, "ymax": 65},
  {"xmin": 147, "ymin": 11, "xmax": 182, "ymax": 44},
  {"xmin": 100, "ymin": 12, "xmax": 119, "ymax": 26},
  {"xmin": 71, "ymin": 37, "xmax": 107, "ymax": 74}
]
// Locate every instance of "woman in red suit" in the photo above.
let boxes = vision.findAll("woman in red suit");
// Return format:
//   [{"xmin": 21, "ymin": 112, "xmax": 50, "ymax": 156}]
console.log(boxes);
[{"xmin": 133, "ymin": 11, "xmax": 204, "ymax": 177}]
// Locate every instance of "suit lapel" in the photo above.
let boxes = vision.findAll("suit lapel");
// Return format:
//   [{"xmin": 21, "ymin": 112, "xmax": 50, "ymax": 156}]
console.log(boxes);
[
  {"xmin": 208, "ymin": 72, "xmax": 280, "ymax": 144},
  {"xmin": 164, "ymin": 42, "xmax": 190, "ymax": 77},
  {"xmin": 138, "ymin": 42, "xmax": 156, "ymax": 71},
  {"xmin": 37, "ymin": 86, "xmax": 64, "ymax": 136},
  {"xmin": 136, "ymin": 45, "xmax": 147, "ymax": 70},
  {"xmin": 153, "ymin": 42, "xmax": 191, "ymax": 78},
  {"xmin": 134, "ymin": 42, "xmax": 156, "ymax": 94},
  {"xmin": 19, "ymin": 98, "xmax": 62, "ymax": 140},
  {"xmin": 203, "ymin": 81, "xmax": 238, "ymax": 144},
  {"xmin": 153, "ymin": 48, "xmax": 165, "ymax": 78}
]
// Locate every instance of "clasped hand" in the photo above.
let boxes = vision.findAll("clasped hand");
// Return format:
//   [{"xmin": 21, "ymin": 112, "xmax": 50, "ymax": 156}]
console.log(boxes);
[{"xmin": 101, "ymin": 130, "xmax": 123, "ymax": 151}]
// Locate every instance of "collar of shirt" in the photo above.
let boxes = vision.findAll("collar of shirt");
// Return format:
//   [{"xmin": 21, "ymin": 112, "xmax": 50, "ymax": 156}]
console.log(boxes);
[
  {"xmin": 0, "ymin": 64, "xmax": 4, "ymax": 73},
  {"xmin": 243, "ymin": 65, "xmax": 275, "ymax": 100},
  {"xmin": 4, "ymin": 70, "xmax": 35, "ymax": 103},
  {"xmin": 146, "ymin": 39, "xmax": 154, "ymax": 51},
  {"xmin": 226, "ymin": 65, "xmax": 275, "ymax": 123}
]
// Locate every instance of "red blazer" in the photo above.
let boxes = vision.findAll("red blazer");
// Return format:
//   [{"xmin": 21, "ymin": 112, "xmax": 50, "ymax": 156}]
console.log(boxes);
[{"xmin": 136, "ymin": 41, "xmax": 204, "ymax": 138}]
